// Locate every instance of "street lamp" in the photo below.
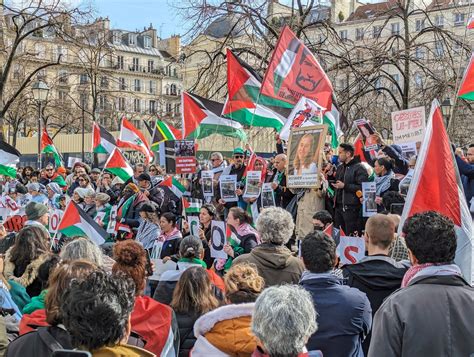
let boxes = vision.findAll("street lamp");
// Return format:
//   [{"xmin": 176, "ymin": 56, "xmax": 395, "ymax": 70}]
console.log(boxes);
[
  {"xmin": 441, "ymin": 98, "xmax": 453, "ymax": 127},
  {"xmin": 32, "ymin": 80, "xmax": 49, "ymax": 169}
]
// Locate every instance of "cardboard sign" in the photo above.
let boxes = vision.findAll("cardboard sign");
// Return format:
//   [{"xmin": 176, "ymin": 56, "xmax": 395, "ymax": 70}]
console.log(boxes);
[
  {"xmin": 337, "ymin": 236, "xmax": 366, "ymax": 265},
  {"xmin": 243, "ymin": 171, "xmax": 261, "ymax": 199},
  {"xmin": 210, "ymin": 220, "xmax": 228, "ymax": 259},
  {"xmin": 48, "ymin": 209, "xmax": 63, "ymax": 234},
  {"xmin": 163, "ymin": 140, "xmax": 197, "ymax": 174},
  {"xmin": 219, "ymin": 175, "xmax": 238, "ymax": 202},
  {"xmin": 362, "ymin": 182, "xmax": 377, "ymax": 217},
  {"xmin": 391, "ymin": 106, "xmax": 426, "ymax": 144}
]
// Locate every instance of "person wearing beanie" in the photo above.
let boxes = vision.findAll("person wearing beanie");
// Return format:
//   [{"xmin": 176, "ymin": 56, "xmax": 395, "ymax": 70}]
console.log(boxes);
[
  {"xmin": 80, "ymin": 188, "xmax": 96, "ymax": 218},
  {"xmin": 26, "ymin": 183, "xmax": 47, "ymax": 205},
  {"xmin": 72, "ymin": 187, "xmax": 87, "ymax": 204},
  {"xmin": 46, "ymin": 183, "xmax": 62, "ymax": 209},
  {"xmin": 24, "ymin": 202, "xmax": 50, "ymax": 236},
  {"xmin": 94, "ymin": 193, "xmax": 112, "ymax": 231},
  {"xmin": 137, "ymin": 173, "xmax": 167, "ymax": 208},
  {"xmin": 112, "ymin": 240, "xmax": 180, "ymax": 356}
]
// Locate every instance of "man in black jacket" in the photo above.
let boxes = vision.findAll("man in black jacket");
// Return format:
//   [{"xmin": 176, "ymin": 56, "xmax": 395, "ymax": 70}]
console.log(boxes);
[
  {"xmin": 342, "ymin": 214, "xmax": 409, "ymax": 355},
  {"xmin": 333, "ymin": 143, "xmax": 368, "ymax": 235},
  {"xmin": 270, "ymin": 154, "xmax": 295, "ymax": 209}
]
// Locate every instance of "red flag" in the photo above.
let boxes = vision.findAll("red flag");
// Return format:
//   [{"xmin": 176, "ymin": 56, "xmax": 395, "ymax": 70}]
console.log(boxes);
[
  {"xmin": 116, "ymin": 118, "xmax": 153, "ymax": 164},
  {"xmin": 260, "ymin": 26, "xmax": 333, "ymax": 109},
  {"xmin": 400, "ymin": 99, "xmax": 473, "ymax": 281},
  {"xmin": 458, "ymin": 53, "xmax": 474, "ymax": 101}
]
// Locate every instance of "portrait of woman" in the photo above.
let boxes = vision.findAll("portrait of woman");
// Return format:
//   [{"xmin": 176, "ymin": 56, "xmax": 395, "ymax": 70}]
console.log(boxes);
[{"xmin": 292, "ymin": 133, "xmax": 317, "ymax": 175}]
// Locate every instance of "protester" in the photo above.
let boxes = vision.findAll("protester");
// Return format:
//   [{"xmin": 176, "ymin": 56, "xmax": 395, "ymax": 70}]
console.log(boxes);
[
  {"xmin": 456, "ymin": 143, "xmax": 474, "ymax": 206},
  {"xmin": 18, "ymin": 166, "xmax": 34, "ymax": 186},
  {"xmin": 59, "ymin": 238, "xmax": 105, "ymax": 267},
  {"xmin": 300, "ymin": 230, "xmax": 372, "ymax": 357},
  {"xmin": 192, "ymin": 263, "xmax": 264, "ymax": 356},
  {"xmin": 233, "ymin": 207, "xmax": 304, "ymax": 286},
  {"xmin": 218, "ymin": 147, "xmax": 246, "ymax": 211},
  {"xmin": 24, "ymin": 202, "xmax": 50, "ymax": 236},
  {"xmin": 65, "ymin": 162, "xmax": 87, "ymax": 187},
  {"xmin": 197, "ymin": 204, "xmax": 216, "ymax": 268},
  {"xmin": 369, "ymin": 211, "xmax": 474, "ymax": 357},
  {"xmin": 170, "ymin": 266, "xmax": 220, "ymax": 357},
  {"xmin": 80, "ymin": 188, "xmax": 97, "ymax": 218},
  {"xmin": 26, "ymin": 183, "xmax": 47, "ymax": 205},
  {"xmin": 270, "ymin": 154, "xmax": 295, "ymax": 210},
  {"xmin": 115, "ymin": 183, "xmax": 148, "ymax": 239},
  {"xmin": 45, "ymin": 183, "xmax": 62, "ymax": 209},
  {"xmin": 223, "ymin": 207, "xmax": 258, "ymax": 259},
  {"xmin": 159, "ymin": 212, "xmax": 183, "ymax": 261},
  {"xmin": 295, "ymin": 183, "xmax": 326, "ymax": 240},
  {"xmin": 252, "ymin": 285, "xmax": 320, "ymax": 357},
  {"xmin": 333, "ymin": 143, "xmax": 369, "ymax": 235},
  {"xmin": 112, "ymin": 240, "xmax": 179, "ymax": 356},
  {"xmin": 94, "ymin": 192, "xmax": 112, "ymax": 230},
  {"xmin": 373, "ymin": 158, "xmax": 399, "ymax": 211},
  {"xmin": 89, "ymin": 168, "xmax": 101, "ymax": 188},
  {"xmin": 135, "ymin": 202, "xmax": 160, "ymax": 251},
  {"xmin": 342, "ymin": 214, "xmax": 409, "ymax": 354},
  {"xmin": 312, "ymin": 210, "xmax": 333, "ymax": 231}
]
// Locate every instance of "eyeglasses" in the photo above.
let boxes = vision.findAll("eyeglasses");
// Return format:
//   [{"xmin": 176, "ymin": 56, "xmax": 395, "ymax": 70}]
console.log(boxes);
[
  {"xmin": 234, "ymin": 155, "xmax": 244, "ymax": 159},
  {"xmin": 46, "ymin": 169, "xmax": 53, "ymax": 172},
  {"xmin": 78, "ymin": 178, "xmax": 86, "ymax": 182},
  {"xmin": 210, "ymin": 159, "xmax": 220, "ymax": 162}
]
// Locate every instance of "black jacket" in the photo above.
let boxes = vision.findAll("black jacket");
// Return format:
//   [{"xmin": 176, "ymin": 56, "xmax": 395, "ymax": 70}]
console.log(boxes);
[
  {"xmin": 335, "ymin": 156, "xmax": 368, "ymax": 207},
  {"xmin": 270, "ymin": 170, "xmax": 295, "ymax": 209},
  {"xmin": 234, "ymin": 233, "xmax": 258, "ymax": 258},
  {"xmin": 6, "ymin": 326, "xmax": 72, "ymax": 357},
  {"xmin": 175, "ymin": 311, "xmax": 200, "ymax": 357},
  {"xmin": 342, "ymin": 255, "xmax": 409, "ymax": 355}
]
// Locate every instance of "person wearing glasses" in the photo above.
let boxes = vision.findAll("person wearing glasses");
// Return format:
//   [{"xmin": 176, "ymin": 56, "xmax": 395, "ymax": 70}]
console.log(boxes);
[
  {"xmin": 192, "ymin": 152, "xmax": 225, "ymax": 201},
  {"xmin": 39, "ymin": 163, "xmax": 66, "ymax": 189},
  {"xmin": 218, "ymin": 148, "xmax": 247, "ymax": 213}
]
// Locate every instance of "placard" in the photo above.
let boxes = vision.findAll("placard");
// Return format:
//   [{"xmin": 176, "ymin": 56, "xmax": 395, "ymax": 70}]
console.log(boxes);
[
  {"xmin": 219, "ymin": 174, "xmax": 238, "ymax": 202},
  {"xmin": 261, "ymin": 183, "xmax": 276, "ymax": 208},
  {"xmin": 243, "ymin": 171, "xmax": 261, "ymax": 199},
  {"xmin": 362, "ymin": 182, "xmax": 377, "ymax": 217},
  {"xmin": 188, "ymin": 215, "xmax": 200, "ymax": 237},
  {"xmin": 400, "ymin": 142, "xmax": 417, "ymax": 161},
  {"xmin": 94, "ymin": 211, "xmax": 106, "ymax": 227},
  {"xmin": 287, "ymin": 125, "xmax": 327, "ymax": 188},
  {"xmin": 399, "ymin": 169, "xmax": 414, "ymax": 196},
  {"xmin": 201, "ymin": 170, "xmax": 214, "ymax": 197},
  {"xmin": 106, "ymin": 205, "xmax": 118, "ymax": 234},
  {"xmin": 354, "ymin": 119, "xmax": 379, "ymax": 150},
  {"xmin": 210, "ymin": 220, "xmax": 228, "ymax": 259},
  {"xmin": 48, "ymin": 209, "xmax": 63, "ymax": 234},
  {"xmin": 163, "ymin": 140, "xmax": 197, "ymax": 174},
  {"xmin": 149, "ymin": 258, "xmax": 177, "ymax": 281},
  {"xmin": 337, "ymin": 236, "xmax": 366, "ymax": 265},
  {"xmin": 391, "ymin": 106, "xmax": 426, "ymax": 144}
]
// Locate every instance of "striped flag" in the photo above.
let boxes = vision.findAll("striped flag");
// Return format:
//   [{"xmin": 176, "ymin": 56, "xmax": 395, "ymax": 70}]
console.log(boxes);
[
  {"xmin": 41, "ymin": 129, "xmax": 63, "ymax": 168},
  {"xmin": 0, "ymin": 141, "xmax": 20, "ymax": 178},
  {"xmin": 458, "ymin": 53, "xmax": 474, "ymax": 101},
  {"xmin": 159, "ymin": 176, "xmax": 186, "ymax": 199},
  {"xmin": 117, "ymin": 118, "xmax": 153, "ymax": 164},
  {"xmin": 183, "ymin": 197, "xmax": 202, "ymax": 215},
  {"xmin": 151, "ymin": 120, "xmax": 182, "ymax": 151},
  {"xmin": 92, "ymin": 122, "xmax": 116, "ymax": 154},
  {"xmin": 103, "ymin": 148, "xmax": 133, "ymax": 182}
]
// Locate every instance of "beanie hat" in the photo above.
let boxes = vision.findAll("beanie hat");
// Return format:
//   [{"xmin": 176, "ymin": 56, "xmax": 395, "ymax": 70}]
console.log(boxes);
[
  {"xmin": 47, "ymin": 182, "xmax": 62, "ymax": 195},
  {"xmin": 84, "ymin": 188, "xmax": 96, "ymax": 198},
  {"xmin": 74, "ymin": 187, "xmax": 88, "ymax": 199},
  {"xmin": 25, "ymin": 202, "xmax": 48, "ymax": 220},
  {"xmin": 26, "ymin": 183, "xmax": 40, "ymax": 192},
  {"xmin": 15, "ymin": 183, "xmax": 28, "ymax": 195},
  {"xmin": 57, "ymin": 167, "xmax": 66, "ymax": 175},
  {"xmin": 95, "ymin": 193, "xmax": 110, "ymax": 204},
  {"xmin": 137, "ymin": 173, "xmax": 151, "ymax": 182}
]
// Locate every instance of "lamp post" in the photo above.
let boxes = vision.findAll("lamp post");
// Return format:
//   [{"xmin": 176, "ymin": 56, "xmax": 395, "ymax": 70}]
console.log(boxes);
[
  {"xmin": 32, "ymin": 80, "xmax": 49, "ymax": 169},
  {"xmin": 441, "ymin": 98, "xmax": 453, "ymax": 128}
]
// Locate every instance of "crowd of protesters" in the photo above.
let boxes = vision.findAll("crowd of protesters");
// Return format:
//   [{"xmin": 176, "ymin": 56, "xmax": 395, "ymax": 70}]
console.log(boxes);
[{"xmin": 0, "ymin": 134, "xmax": 471, "ymax": 356}]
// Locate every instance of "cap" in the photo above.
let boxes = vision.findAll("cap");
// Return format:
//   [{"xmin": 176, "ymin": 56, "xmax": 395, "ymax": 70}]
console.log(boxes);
[
  {"xmin": 91, "ymin": 168, "xmax": 101, "ymax": 174},
  {"xmin": 233, "ymin": 147, "xmax": 245, "ymax": 155}
]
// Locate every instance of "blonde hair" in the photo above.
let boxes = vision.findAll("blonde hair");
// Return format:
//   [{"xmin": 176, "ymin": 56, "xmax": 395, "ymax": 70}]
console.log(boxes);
[
  {"xmin": 225, "ymin": 263, "xmax": 264, "ymax": 304},
  {"xmin": 293, "ymin": 133, "xmax": 315, "ymax": 171}
]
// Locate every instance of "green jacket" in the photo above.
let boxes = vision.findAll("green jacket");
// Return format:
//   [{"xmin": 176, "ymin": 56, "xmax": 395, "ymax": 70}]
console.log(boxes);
[{"xmin": 22, "ymin": 289, "xmax": 47, "ymax": 314}]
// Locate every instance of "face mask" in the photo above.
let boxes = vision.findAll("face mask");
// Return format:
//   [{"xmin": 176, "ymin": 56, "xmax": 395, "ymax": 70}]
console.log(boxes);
[{"xmin": 313, "ymin": 225, "xmax": 324, "ymax": 231}]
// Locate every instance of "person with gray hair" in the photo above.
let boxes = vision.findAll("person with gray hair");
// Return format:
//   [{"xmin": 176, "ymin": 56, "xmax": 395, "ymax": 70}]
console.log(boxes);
[
  {"xmin": 252, "ymin": 285, "xmax": 321, "ymax": 357},
  {"xmin": 59, "ymin": 237, "xmax": 105, "ymax": 267},
  {"xmin": 233, "ymin": 207, "xmax": 304, "ymax": 286}
]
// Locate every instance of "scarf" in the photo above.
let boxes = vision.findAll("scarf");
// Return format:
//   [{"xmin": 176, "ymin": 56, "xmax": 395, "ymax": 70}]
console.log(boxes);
[
  {"xmin": 179, "ymin": 257, "xmax": 207, "ymax": 268},
  {"xmin": 401, "ymin": 263, "xmax": 462, "ymax": 287},
  {"xmin": 236, "ymin": 223, "xmax": 260, "ymax": 244},
  {"xmin": 375, "ymin": 170, "xmax": 394, "ymax": 196},
  {"xmin": 158, "ymin": 226, "xmax": 181, "ymax": 242}
]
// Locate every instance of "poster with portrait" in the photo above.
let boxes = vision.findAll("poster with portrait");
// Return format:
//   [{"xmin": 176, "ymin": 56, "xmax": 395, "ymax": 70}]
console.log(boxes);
[
  {"xmin": 354, "ymin": 119, "xmax": 379, "ymax": 151},
  {"xmin": 286, "ymin": 125, "xmax": 327, "ymax": 188},
  {"xmin": 362, "ymin": 182, "xmax": 377, "ymax": 217},
  {"xmin": 201, "ymin": 170, "xmax": 214, "ymax": 198},
  {"xmin": 243, "ymin": 171, "xmax": 261, "ymax": 199},
  {"xmin": 261, "ymin": 183, "xmax": 276, "ymax": 208},
  {"xmin": 219, "ymin": 175, "xmax": 238, "ymax": 202}
]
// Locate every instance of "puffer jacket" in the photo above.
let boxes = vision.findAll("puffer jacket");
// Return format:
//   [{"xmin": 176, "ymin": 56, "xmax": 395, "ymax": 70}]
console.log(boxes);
[
  {"xmin": 233, "ymin": 243, "xmax": 304, "ymax": 287},
  {"xmin": 175, "ymin": 310, "xmax": 201, "ymax": 357},
  {"xmin": 191, "ymin": 303, "xmax": 256, "ymax": 356},
  {"xmin": 334, "ymin": 156, "xmax": 369, "ymax": 207}
]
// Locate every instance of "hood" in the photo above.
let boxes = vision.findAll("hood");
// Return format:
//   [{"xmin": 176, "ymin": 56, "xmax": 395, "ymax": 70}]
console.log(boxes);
[
  {"xmin": 92, "ymin": 344, "xmax": 155, "ymax": 357},
  {"xmin": 194, "ymin": 303, "xmax": 254, "ymax": 337},
  {"xmin": 343, "ymin": 256, "xmax": 409, "ymax": 290},
  {"xmin": 250, "ymin": 244, "xmax": 294, "ymax": 270}
]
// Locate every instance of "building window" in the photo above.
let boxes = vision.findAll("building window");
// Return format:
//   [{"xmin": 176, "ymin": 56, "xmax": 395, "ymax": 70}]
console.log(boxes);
[
  {"xmin": 113, "ymin": 31, "xmax": 122, "ymax": 44},
  {"xmin": 454, "ymin": 13, "xmax": 466, "ymax": 26},
  {"xmin": 128, "ymin": 33, "xmax": 137, "ymax": 46},
  {"xmin": 415, "ymin": 19, "xmax": 425, "ymax": 32},
  {"xmin": 133, "ymin": 98, "xmax": 141, "ymax": 112},
  {"xmin": 118, "ymin": 77, "xmax": 126, "ymax": 90},
  {"xmin": 118, "ymin": 97, "xmax": 126, "ymax": 111},
  {"xmin": 356, "ymin": 28, "xmax": 364, "ymax": 41},
  {"xmin": 415, "ymin": 46, "xmax": 425, "ymax": 60},
  {"xmin": 134, "ymin": 79, "xmax": 141, "ymax": 92},
  {"xmin": 170, "ymin": 84, "xmax": 177, "ymax": 95},
  {"xmin": 80, "ymin": 73, "xmax": 88, "ymax": 85},
  {"xmin": 99, "ymin": 95, "xmax": 107, "ymax": 111},
  {"xmin": 56, "ymin": 45, "xmax": 67, "ymax": 61},
  {"xmin": 100, "ymin": 76, "xmax": 109, "ymax": 89},
  {"xmin": 391, "ymin": 73, "xmax": 400, "ymax": 90},
  {"xmin": 435, "ymin": 40, "xmax": 444, "ymax": 57},
  {"xmin": 148, "ymin": 60, "xmax": 154, "ymax": 73},
  {"xmin": 12, "ymin": 64, "xmax": 21, "ymax": 79},
  {"xmin": 174, "ymin": 103, "xmax": 180, "ymax": 114},
  {"xmin": 391, "ymin": 23, "xmax": 400, "ymax": 36},
  {"xmin": 339, "ymin": 30, "xmax": 348, "ymax": 41},
  {"xmin": 148, "ymin": 80, "xmax": 156, "ymax": 94},
  {"xmin": 117, "ymin": 55, "xmax": 124, "ymax": 70},
  {"xmin": 35, "ymin": 43, "xmax": 46, "ymax": 59},
  {"xmin": 435, "ymin": 15, "xmax": 444, "ymax": 28},
  {"xmin": 58, "ymin": 69, "xmax": 68, "ymax": 84},
  {"xmin": 80, "ymin": 93, "xmax": 88, "ymax": 109},
  {"xmin": 144, "ymin": 36, "xmax": 151, "ymax": 48},
  {"xmin": 149, "ymin": 100, "xmax": 156, "ymax": 114},
  {"xmin": 58, "ymin": 90, "xmax": 68, "ymax": 104},
  {"xmin": 132, "ymin": 57, "xmax": 139, "ymax": 71},
  {"xmin": 414, "ymin": 73, "xmax": 423, "ymax": 89},
  {"xmin": 373, "ymin": 26, "xmax": 382, "ymax": 39},
  {"xmin": 166, "ymin": 103, "xmax": 172, "ymax": 113}
]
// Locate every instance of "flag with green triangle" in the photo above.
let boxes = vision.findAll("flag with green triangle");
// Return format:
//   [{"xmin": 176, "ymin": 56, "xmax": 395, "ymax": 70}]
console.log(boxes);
[
  {"xmin": 103, "ymin": 148, "xmax": 133, "ymax": 182},
  {"xmin": 159, "ymin": 176, "xmax": 186, "ymax": 199},
  {"xmin": 41, "ymin": 129, "xmax": 63, "ymax": 168},
  {"xmin": 183, "ymin": 197, "xmax": 202, "ymax": 215},
  {"xmin": 151, "ymin": 120, "xmax": 182, "ymax": 151},
  {"xmin": 0, "ymin": 141, "xmax": 20, "ymax": 178},
  {"xmin": 458, "ymin": 53, "xmax": 474, "ymax": 101}
]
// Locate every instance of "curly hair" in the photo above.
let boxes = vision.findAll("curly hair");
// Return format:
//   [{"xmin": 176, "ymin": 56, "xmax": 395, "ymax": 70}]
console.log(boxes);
[
  {"xmin": 256, "ymin": 207, "xmax": 295, "ymax": 245},
  {"xmin": 403, "ymin": 211, "xmax": 456, "ymax": 264},
  {"xmin": 301, "ymin": 230, "xmax": 336, "ymax": 273},
  {"xmin": 9, "ymin": 226, "xmax": 49, "ymax": 276},
  {"xmin": 60, "ymin": 270, "xmax": 136, "ymax": 351},
  {"xmin": 112, "ymin": 240, "xmax": 147, "ymax": 296},
  {"xmin": 45, "ymin": 260, "xmax": 98, "ymax": 325},
  {"xmin": 224, "ymin": 263, "xmax": 264, "ymax": 304}
]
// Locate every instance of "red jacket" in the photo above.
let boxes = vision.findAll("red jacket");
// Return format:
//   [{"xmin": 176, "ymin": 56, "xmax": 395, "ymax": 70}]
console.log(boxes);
[{"xmin": 19, "ymin": 309, "xmax": 48, "ymax": 335}]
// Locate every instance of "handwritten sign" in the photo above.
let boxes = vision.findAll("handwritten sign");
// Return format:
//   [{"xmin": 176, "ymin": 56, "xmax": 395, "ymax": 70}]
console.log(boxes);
[{"xmin": 391, "ymin": 106, "xmax": 426, "ymax": 144}]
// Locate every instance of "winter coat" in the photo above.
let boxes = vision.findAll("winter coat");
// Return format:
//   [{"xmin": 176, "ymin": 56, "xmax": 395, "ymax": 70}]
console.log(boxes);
[
  {"xmin": 269, "ymin": 170, "xmax": 295, "ymax": 209},
  {"xmin": 175, "ymin": 310, "xmax": 201, "ymax": 357},
  {"xmin": 233, "ymin": 233, "xmax": 258, "ymax": 258},
  {"xmin": 295, "ymin": 188, "xmax": 325, "ymax": 239},
  {"xmin": 233, "ymin": 243, "xmax": 304, "ymax": 287},
  {"xmin": 300, "ymin": 272, "xmax": 372, "ymax": 357},
  {"xmin": 334, "ymin": 156, "xmax": 369, "ymax": 208},
  {"xmin": 159, "ymin": 230, "xmax": 183, "ymax": 259},
  {"xmin": 4, "ymin": 249, "xmax": 49, "ymax": 298},
  {"xmin": 136, "ymin": 220, "xmax": 160, "ymax": 250},
  {"xmin": 368, "ymin": 274, "xmax": 474, "ymax": 357},
  {"xmin": 192, "ymin": 303, "xmax": 256, "ymax": 356},
  {"xmin": 22, "ymin": 289, "xmax": 47, "ymax": 315},
  {"xmin": 456, "ymin": 155, "xmax": 474, "ymax": 204},
  {"xmin": 130, "ymin": 296, "xmax": 179, "ymax": 357},
  {"xmin": 92, "ymin": 344, "xmax": 155, "ymax": 357},
  {"xmin": 342, "ymin": 255, "xmax": 409, "ymax": 355}
]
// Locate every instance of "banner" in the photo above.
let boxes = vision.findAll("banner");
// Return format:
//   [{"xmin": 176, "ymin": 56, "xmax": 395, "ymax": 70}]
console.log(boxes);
[
  {"xmin": 391, "ymin": 106, "xmax": 426, "ymax": 144},
  {"xmin": 210, "ymin": 220, "xmax": 228, "ymax": 259},
  {"xmin": 337, "ymin": 236, "xmax": 366, "ymax": 265},
  {"xmin": 163, "ymin": 140, "xmax": 197, "ymax": 174},
  {"xmin": 48, "ymin": 209, "xmax": 63, "ymax": 234}
]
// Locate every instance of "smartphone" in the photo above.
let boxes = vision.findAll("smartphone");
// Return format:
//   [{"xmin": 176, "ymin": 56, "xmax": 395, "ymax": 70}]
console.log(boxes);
[{"xmin": 52, "ymin": 351, "xmax": 92, "ymax": 357}]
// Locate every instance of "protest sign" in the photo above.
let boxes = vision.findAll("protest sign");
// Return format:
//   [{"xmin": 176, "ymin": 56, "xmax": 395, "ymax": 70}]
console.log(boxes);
[
  {"xmin": 400, "ymin": 142, "xmax": 417, "ymax": 161},
  {"xmin": 243, "ymin": 171, "xmax": 261, "ymax": 199},
  {"xmin": 107, "ymin": 205, "xmax": 118, "ymax": 234},
  {"xmin": 188, "ymin": 215, "xmax": 200, "ymax": 237},
  {"xmin": 287, "ymin": 125, "xmax": 327, "ymax": 188},
  {"xmin": 391, "ymin": 106, "xmax": 426, "ymax": 144},
  {"xmin": 163, "ymin": 140, "xmax": 197, "ymax": 174},
  {"xmin": 261, "ymin": 183, "xmax": 276, "ymax": 208},
  {"xmin": 337, "ymin": 236, "xmax": 366, "ymax": 265},
  {"xmin": 3, "ymin": 215, "xmax": 26, "ymax": 232},
  {"xmin": 220, "ymin": 175, "xmax": 238, "ymax": 202},
  {"xmin": 48, "ymin": 209, "xmax": 63, "ymax": 234},
  {"xmin": 354, "ymin": 119, "xmax": 378, "ymax": 150},
  {"xmin": 210, "ymin": 220, "xmax": 228, "ymax": 259},
  {"xmin": 399, "ymin": 169, "xmax": 414, "ymax": 196},
  {"xmin": 362, "ymin": 182, "xmax": 377, "ymax": 217},
  {"xmin": 94, "ymin": 211, "xmax": 106, "ymax": 227},
  {"xmin": 201, "ymin": 170, "xmax": 214, "ymax": 197}
]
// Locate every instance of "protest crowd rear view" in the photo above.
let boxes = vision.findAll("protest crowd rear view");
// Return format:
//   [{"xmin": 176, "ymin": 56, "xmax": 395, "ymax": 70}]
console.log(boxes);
[{"xmin": 0, "ymin": 26, "xmax": 473, "ymax": 357}]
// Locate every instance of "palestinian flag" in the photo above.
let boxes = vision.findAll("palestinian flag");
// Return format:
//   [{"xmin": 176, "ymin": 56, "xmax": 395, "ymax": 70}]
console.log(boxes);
[
  {"xmin": 261, "ymin": 26, "xmax": 333, "ymax": 110},
  {"xmin": 226, "ymin": 224, "xmax": 241, "ymax": 246},
  {"xmin": 52, "ymin": 174, "xmax": 67, "ymax": 187},
  {"xmin": 0, "ymin": 141, "xmax": 20, "ymax": 178},
  {"xmin": 103, "ymin": 148, "xmax": 133, "ymax": 182},
  {"xmin": 151, "ymin": 120, "xmax": 182, "ymax": 151},
  {"xmin": 323, "ymin": 223, "xmax": 345, "ymax": 246},
  {"xmin": 468, "ymin": 14, "xmax": 474, "ymax": 29},
  {"xmin": 159, "ymin": 176, "xmax": 186, "ymax": 199},
  {"xmin": 57, "ymin": 201, "xmax": 107, "ymax": 245},
  {"xmin": 182, "ymin": 92, "xmax": 247, "ymax": 141},
  {"xmin": 117, "ymin": 118, "xmax": 153, "ymax": 164},
  {"xmin": 92, "ymin": 122, "xmax": 116, "ymax": 154},
  {"xmin": 223, "ymin": 49, "xmax": 286, "ymax": 130},
  {"xmin": 41, "ymin": 129, "xmax": 62, "ymax": 168},
  {"xmin": 458, "ymin": 53, "xmax": 474, "ymax": 101},
  {"xmin": 183, "ymin": 197, "xmax": 202, "ymax": 215}
]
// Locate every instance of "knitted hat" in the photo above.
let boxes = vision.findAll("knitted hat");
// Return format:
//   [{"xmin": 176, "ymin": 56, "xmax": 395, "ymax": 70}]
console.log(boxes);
[
  {"xmin": 95, "ymin": 192, "xmax": 110, "ymax": 204},
  {"xmin": 137, "ymin": 173, "xmax": 151, "ymax": 182},
  {"xmin": 84, "ymin": 188, "xmax": 96, "ymax": 198},
  {"xmin": 74, "ymin": 187, "xmax": 88, "ymax": 199},
  {"xmin": 91, "ymin": 168, "xmax": 101, "ymax": 174},
  {"xmin": 47, "ymin": 182, "xmax": 62, "ymax": 195},
  {"xmin": 25, "ymin": 202, "xmax": 48, "ymax": 220},
  {"xmin": 26, "ymin": 183, "xmax": 40, "ymax": 192},
  {"xmin": 57, "ymin": 167, "xmax": 66, "ymax": 175}
]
